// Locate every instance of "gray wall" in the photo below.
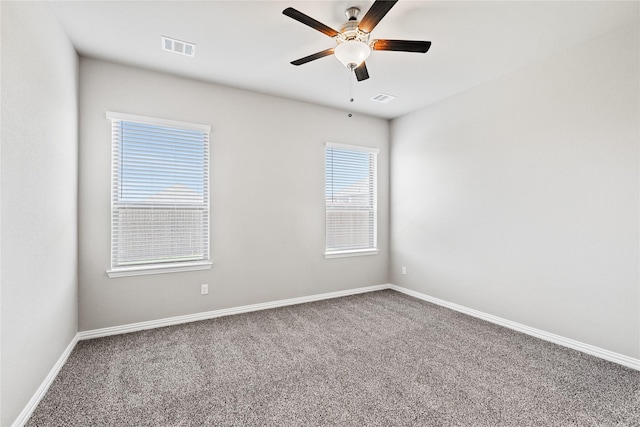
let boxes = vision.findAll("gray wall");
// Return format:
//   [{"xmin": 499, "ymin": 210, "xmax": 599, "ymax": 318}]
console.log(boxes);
[
  {"xmin": 78, "ymin": 58, "xmax": 389, "ymax": 331},
  {"xmin": 390, "ymin": 24, "xmax": 639, "ymax": 358},
  {"xmin": 0, "ymin": 2, "xmax": 79, "ymax": 425}
]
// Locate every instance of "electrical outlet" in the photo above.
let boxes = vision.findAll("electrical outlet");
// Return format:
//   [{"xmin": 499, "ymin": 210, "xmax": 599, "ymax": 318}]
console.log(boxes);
[
  {"xmin": 402, "ymin": 266, "xmax": 407, "ymax": 275},
  {"xmin": 200, "ymin": 284, "xmax": 208, "ymax": 295}
]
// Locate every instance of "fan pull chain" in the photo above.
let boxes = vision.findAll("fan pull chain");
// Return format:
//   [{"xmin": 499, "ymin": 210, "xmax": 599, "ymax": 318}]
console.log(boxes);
[{"xmin": 348, "ymin": 67, "xmax": 354, "ymax": 117}]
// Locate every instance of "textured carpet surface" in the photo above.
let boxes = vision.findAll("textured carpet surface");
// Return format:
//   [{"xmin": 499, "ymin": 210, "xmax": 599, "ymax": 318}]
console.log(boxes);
[{"xmin": 28, "ymin": 290, "xmax": 639, "ymax": 426}]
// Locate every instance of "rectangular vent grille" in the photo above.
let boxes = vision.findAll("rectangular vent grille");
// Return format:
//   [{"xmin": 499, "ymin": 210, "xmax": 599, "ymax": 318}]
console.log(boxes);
[
  {"xmin": 370, "ymin": 93, "xmax": 397, "ymax": 103},
  {"xmin": 161, "ymin": 36, "xmax": 196, "ymax": 57}
]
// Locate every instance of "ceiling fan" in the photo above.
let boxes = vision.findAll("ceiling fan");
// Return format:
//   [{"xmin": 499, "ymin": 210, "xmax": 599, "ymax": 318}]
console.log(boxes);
[{"xmin": 283, "ymin": 0, "xmax": 431, "ymax": 82}]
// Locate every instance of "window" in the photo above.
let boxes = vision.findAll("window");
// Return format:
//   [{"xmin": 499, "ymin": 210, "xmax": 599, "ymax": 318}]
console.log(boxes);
[
  {"xmin": 325, "ymin": 142, "xmax": 379, "ymax": 258},
  {"xmin": 106, "ymin": 112, "xmax": 212, "ymax": 277}
]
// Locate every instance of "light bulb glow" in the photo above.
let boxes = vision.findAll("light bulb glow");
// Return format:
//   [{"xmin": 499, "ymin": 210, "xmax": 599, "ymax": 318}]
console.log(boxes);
[{"xmin": 334, "ymin": 40, "xmax": 371, "ymax": 69}]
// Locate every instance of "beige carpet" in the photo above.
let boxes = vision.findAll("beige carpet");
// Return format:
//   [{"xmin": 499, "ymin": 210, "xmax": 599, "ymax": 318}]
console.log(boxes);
[{"xmin": 27, "ymin": 290, "xmax": 639, "ymax": 426}]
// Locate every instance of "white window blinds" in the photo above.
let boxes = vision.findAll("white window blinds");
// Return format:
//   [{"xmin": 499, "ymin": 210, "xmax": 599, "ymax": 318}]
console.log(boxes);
[
  {"xmin": 107, "ymin": 112, "xmax": 210, "ymax": 273},
  {"xmin": 325, "ymin": 142, "xmax": 379, "ymax": 257}
]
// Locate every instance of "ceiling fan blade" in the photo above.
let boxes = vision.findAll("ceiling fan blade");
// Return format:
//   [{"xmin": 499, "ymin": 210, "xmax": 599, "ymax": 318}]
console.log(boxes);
[
  {"xmin": 283, "ymin": 7, "xmax": 339, "ymax": 38},
  {"xmin": 358, "ymin": 0, "xmax": 399, "ymax": 33},
  {"xmin": 371, "ymin": 39, "xmax": 432, "ymax": 53},
  {"xmin": 290, "ymin": 48, "xmax": 335, "ymax": 66},
  {"xmin": 354, "ymin": 62, "xmax": 370, "ymax": 81}
]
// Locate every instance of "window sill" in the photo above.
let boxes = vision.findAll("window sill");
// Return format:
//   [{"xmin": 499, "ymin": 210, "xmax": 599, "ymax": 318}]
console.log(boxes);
[
  {"xmin": 324, "ymin": 249, "xmax": 379, "ymax": 259},
  {"xmin": 107, "ymin": 261, "xmax": 213, "ymax": 278}
]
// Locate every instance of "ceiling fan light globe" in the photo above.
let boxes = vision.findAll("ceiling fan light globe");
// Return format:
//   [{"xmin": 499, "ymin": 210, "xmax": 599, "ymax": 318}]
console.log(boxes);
[{"xmin": 334, "ymin": 40, "xmax": 371, "ymax": 69}]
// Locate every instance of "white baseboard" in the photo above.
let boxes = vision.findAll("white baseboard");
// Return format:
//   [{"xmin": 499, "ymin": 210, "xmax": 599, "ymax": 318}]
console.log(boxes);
[
  {"xmin": 78, "ymin": 284, "xmax": 390, "ymax": 340},
  {"xmin": 13, "ymin": 334, "xmax": 79, "ymax": 427},
  {"xmin": 388, "ymin": 284, "xmax": 640, "ymax": 371}
]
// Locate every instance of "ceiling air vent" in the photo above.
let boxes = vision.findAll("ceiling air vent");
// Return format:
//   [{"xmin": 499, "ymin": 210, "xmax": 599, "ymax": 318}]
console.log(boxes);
[
  {"xmin": 161, "ymin": 36, "xmax": 196, "ymax": 57},
  {"xmin": 370, "ymin": 93, "xmax": 397, "ymax": 103}
]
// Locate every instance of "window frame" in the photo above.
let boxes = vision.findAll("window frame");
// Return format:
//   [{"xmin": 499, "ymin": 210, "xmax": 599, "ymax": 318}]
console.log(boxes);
[
  {"xmin": 324, "ymin": 141, "xmax": 379, "ymax": 259},
  {"xmin": 106, "ymin": 111, "xmax": 212, "ymax": 278}
]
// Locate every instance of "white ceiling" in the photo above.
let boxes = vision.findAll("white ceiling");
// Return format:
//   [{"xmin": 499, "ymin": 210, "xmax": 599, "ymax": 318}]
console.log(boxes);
[{"xmin": 49, "ymin": 1, "xmax": 639, "ymax": 119}]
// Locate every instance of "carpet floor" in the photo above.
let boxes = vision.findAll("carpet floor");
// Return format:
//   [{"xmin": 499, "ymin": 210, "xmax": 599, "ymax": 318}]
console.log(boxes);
[{"xmin": 27, "ymin": 290, "xmax": 639, "ymax": 426}]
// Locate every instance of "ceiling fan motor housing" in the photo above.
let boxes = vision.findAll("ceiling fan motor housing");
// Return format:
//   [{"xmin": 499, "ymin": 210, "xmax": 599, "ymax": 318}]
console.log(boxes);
[
  {"xmin": 339, "ymin": 7, "xmax": 371, "ymax": 45},
  {"xmin": 339, "ymin": 21, "xmax": 369, "ymax": 42}
]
